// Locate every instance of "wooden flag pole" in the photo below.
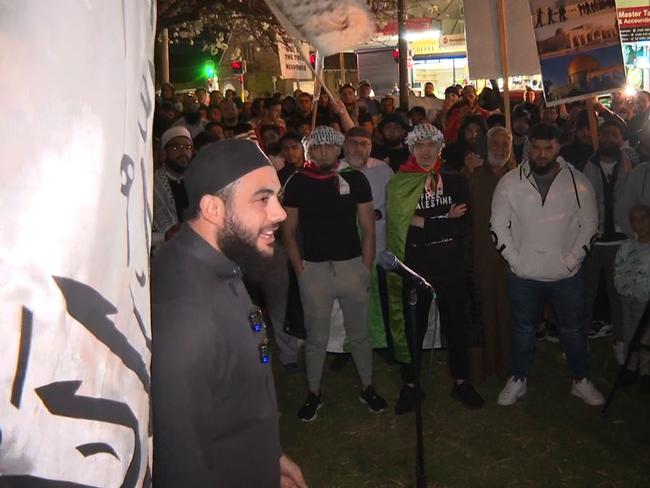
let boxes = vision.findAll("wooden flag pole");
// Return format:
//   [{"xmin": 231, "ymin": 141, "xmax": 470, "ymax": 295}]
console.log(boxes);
[
  {"xmin": 497, "ymin": 0, "xmax": 511, "ymax": 132},
  {"xmin": 161, "ymin": 28, "xmax": 170, "ymax": 84},
  {"xmin": 311, "ymin": 52, "xmax": 323, "ymax": 131}
]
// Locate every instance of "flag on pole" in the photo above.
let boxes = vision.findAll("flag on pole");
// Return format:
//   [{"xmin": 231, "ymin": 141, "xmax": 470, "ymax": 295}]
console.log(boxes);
[
  {"xmin": 265, "ymin": 0, "xmax": 375, "ymax": 56},
  {"xmin": 0, "ymin": 1, "xmax": 154, "ymax": 485}
]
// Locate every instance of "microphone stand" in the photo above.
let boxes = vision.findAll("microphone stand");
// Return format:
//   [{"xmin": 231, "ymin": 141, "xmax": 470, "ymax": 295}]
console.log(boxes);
[
  {"xmin": 407, "ymin": 283, "xmax": 426, "ymax": 488},
  {"xmin": 405, "ymin": 277, "xmax": 433, "ymax": 488},
  {"xmin": 602, "ymin": 297, "xmax": 650, "ymax": 415},
  {"xmin": 376, "ymin": 251, "xmax": 432, "ymax": 487}
]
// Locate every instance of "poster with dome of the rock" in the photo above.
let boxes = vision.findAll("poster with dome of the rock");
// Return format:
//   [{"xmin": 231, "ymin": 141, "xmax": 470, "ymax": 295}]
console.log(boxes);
[{"xmin": 529, "ymin": 0, "xmax": 626, "ymax": 106}]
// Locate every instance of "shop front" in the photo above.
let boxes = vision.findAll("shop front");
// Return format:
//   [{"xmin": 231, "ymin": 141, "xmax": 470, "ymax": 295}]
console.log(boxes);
[
  {"xmin": 411, "ymin": 34, "xmax": 469, "ymax": 97},
  {"xmin": 618, "ymin": 3, "xmax": 650, "ymax": 90}
]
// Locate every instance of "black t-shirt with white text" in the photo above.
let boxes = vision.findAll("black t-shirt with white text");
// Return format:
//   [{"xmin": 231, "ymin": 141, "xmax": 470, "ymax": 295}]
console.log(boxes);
[{"xmin": 405, "ymin": 172, "xmax": 471, "ymax": 279}]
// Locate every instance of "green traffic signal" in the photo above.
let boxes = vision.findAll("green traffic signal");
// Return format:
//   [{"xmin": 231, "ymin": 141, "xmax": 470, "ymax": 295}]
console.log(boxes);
[{"xmin": 202, "ymin": 60, "xmax": 217, "ymax": 79}]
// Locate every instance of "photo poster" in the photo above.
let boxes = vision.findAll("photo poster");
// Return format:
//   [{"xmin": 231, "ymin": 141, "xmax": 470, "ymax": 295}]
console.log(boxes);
[{"xmin": 529, "ymin": 0, "xmax": 626, "ymax": 106}]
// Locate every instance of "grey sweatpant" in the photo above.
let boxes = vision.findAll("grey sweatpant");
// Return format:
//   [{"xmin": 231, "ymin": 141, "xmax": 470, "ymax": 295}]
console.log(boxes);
[{"xmin": 299, "ymin": 257, "xmax": 372, "ymax": 392}]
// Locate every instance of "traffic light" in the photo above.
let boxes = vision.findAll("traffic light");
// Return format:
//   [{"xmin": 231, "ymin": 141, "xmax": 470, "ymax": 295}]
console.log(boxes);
[
  {"xmin": 202, "ymin": 60, "xmax": 217, "ymax": 79},
  {"xmin": 392, "ymin": 49, "xmax": 399, "ymax": 63},
  {"xmin": 309, "ymin": 52, "xmax": 316, "ymax": 69},
  {"xmin": 231, "ymin": 59, "xmax": 245, "ymax": 75}
]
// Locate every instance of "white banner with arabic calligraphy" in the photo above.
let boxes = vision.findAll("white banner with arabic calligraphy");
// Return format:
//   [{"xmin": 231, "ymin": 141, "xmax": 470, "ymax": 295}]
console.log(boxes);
[
  {"xmin": 265, "ymin": 0, "xmax": 375, "ymax": 56},
  {"xmin": 0, "ymin": 1, "xmax": 154, "ymax": 486}
]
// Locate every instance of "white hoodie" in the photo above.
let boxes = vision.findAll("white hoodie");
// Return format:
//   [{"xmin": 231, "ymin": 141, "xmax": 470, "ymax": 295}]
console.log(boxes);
[{"xmin": 490, "ymin": 157, "xmax": 598, "ymax": 282}]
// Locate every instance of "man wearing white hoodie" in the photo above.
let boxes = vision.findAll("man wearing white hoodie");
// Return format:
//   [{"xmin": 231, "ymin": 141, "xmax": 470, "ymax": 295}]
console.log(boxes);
[{"xmin": 491, "ymin": 123, "xmax": 604, "ymax": 406}]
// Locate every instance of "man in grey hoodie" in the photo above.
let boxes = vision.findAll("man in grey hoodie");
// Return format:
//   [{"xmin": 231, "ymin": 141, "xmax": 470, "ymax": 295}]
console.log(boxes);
[{"xmin": 582, "ymin": 121, "xmax": 632, "ymax": 346}]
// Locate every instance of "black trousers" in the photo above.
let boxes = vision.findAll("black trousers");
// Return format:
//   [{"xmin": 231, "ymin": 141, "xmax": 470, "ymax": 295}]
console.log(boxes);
[{"xmin": 400, "ymin": 276, "xmax": 470, "ymax": 383}]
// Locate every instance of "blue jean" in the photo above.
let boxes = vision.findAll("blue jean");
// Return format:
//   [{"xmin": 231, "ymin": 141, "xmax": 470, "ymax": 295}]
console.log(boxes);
[{"xmin": 507, "ymin": 271, "xmax": 589, "ymax": 379}]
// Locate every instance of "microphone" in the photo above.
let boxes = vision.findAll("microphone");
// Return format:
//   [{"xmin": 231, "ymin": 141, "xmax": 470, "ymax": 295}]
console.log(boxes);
[{"xmin": 377, "ymin": 251, "xmax": 433, "ymax": 290}]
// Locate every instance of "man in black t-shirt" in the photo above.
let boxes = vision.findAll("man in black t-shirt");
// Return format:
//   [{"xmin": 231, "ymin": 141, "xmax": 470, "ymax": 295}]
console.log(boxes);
[{"xmin": 282, "ymin": 126, "xmax": 387, "ymax": 422}]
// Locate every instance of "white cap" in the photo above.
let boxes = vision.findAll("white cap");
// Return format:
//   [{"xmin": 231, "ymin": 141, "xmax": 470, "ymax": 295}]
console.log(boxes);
[{"xmin": 161, "ymin": 126, "xmax": 192, "ymax": 148}]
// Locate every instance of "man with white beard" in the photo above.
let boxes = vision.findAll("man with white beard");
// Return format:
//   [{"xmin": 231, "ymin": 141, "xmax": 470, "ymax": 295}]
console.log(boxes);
[
  {"xmin": 467, "ymin": 127, "xmax": 517, "ymax": 381},
  {"xmin": 343, "ymin": 127, "xmax": 395, "ymax": 359}
]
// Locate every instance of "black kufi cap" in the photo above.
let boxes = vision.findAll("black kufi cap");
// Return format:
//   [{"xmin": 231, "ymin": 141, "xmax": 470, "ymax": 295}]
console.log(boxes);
[{"xmin": 184, "ymin": 139, "xmax": 272, "ymax": 209}]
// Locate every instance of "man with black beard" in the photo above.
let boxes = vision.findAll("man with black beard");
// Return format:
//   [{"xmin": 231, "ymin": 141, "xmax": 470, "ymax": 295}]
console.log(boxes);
[
  {"xmin": 282, "ymin": 126, "xmax": 387, "ymax": 422},
  {"xmin": 152, "ymin": 139, "xmax": 306, "ymax": 488},
  {"xmin": 371, "ymin": 113, "xmax": 410, "ymax": 172},
  {"xmin": 582, "ymin": 121, "xmax": 632, "ymax": 346},
  {"xmin": 153, "ymin": 126, "xmax": 193, "ymax": 251},
  {"xmin": 492, "ymin": 123, "xmax": 604, "ymax": 407}
]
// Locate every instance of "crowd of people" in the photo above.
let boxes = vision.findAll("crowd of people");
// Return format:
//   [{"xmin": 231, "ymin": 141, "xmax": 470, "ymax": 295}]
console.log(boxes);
[{"xmin": 150, "ymin": 78, "xmax": 650, "ymax": 484}]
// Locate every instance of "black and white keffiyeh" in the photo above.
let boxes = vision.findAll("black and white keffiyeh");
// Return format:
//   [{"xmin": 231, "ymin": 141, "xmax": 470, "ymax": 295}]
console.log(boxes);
[
  {"xmin": 303, "ymin": 125, "xmax": 345, "ymax": 152},
  {"xmin": 405, "ymin": 123, "xmax": 445, "ymax": 151}
]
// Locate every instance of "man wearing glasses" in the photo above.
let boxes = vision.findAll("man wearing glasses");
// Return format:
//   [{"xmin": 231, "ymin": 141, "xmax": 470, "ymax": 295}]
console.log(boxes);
[
  {"xmin": 153, "ymin": 126, "xmax": 194, "ymax": 250},
  {"xmin": 152, "ymin": 139, "xmax": 306, "ymax": 487}
]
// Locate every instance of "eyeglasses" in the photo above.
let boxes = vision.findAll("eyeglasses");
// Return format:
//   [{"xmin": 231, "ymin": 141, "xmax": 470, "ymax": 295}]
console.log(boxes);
[
  {"xmin": 168, "ymin": 143, "xmax": 193, "ymax": 152},
  {"xmin": 249, "ymin": 308, "xmax": 270, "ymax": 364}
]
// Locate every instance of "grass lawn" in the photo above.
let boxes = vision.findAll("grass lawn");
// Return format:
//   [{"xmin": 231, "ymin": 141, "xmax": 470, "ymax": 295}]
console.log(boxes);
[{"xmin": 274, "ymin": 338, "xmax": 650, "ymax": 487}]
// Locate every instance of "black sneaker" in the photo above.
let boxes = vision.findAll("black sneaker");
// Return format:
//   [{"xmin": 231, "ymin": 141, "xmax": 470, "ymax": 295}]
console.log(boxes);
[
  {"xmin": 546, "ymin": 322, "xmax": 560, "ymax": 343},
  {"xmin": 588, "ymin": 320, "xmax": 613, "ymax": 339},
  {"xmin": 297, "ymin": 391, "xmax": 323, "ymax": 422},
  {"xmin": 359, "ymin": 386, "xmax": 387, "ymax": 413},
  {"xmin": 329, "ymin": 353, "xmax": 350, "ymax": 371},
  {"xmin": 535, "ymin": 322, "xmax": 547, "ymax": 341},
  {"xmin": 395, "ymin": 385, "xmax": 425, "ymax": 415},
  {"xmin": 451, "ymin": 382, "xmax": 485, "ymax": 409}
]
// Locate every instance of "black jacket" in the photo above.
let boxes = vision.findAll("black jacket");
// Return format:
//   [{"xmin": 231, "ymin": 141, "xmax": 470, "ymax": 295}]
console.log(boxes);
[{"xmin": 151, "ymin": 226, "xmax": 281, "ymax": 487}]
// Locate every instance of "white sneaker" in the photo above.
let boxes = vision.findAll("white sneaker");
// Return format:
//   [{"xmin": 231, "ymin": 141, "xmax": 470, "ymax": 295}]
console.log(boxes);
[
  {"xmin": 571, "ymin": 378, "xmax": 605, "ymax": 406},
  {"xmin": 497, "ymin": 377, "xmax": 527, "ymax": 406},
  {"xmin": 613, "ymin": 341, "xmax": 625, "ymax": 366}
]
